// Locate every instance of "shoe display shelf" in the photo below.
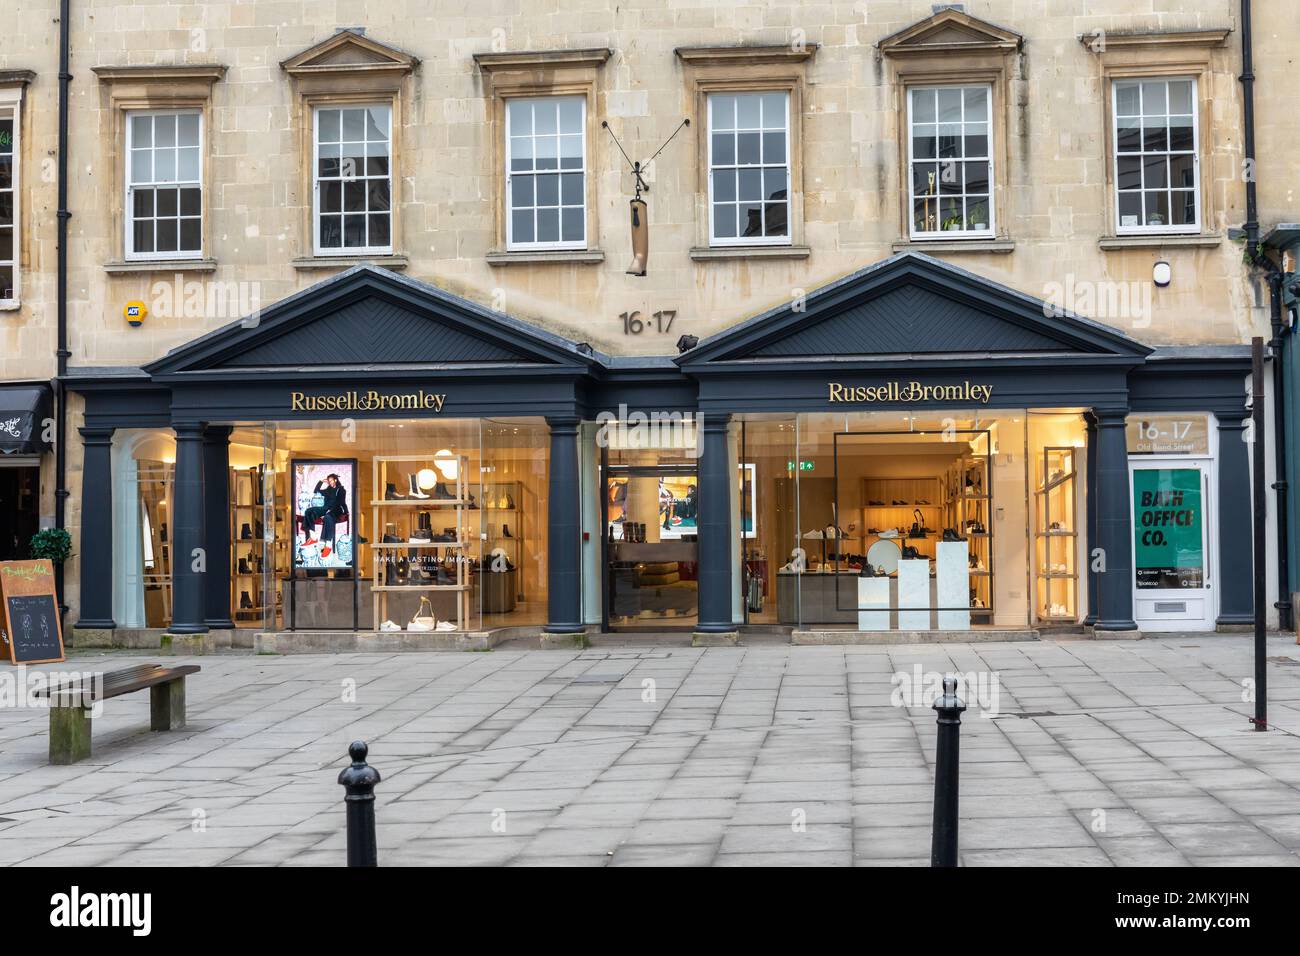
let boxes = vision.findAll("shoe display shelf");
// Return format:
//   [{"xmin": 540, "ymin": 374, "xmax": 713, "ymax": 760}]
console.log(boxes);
[
  {"xmin": 231, "ymin": 465, "xmax": 287, "ymax": 626},
  {"xmin": 370, "ymin": 454, "xmax": 471, "ymax": 632},
  {"xmin": 1034, "ymin": 446, "xmax": 1078, "ymax": 624},
  {"xmin": 859, "ymin": 476, "xmax": 943, "ymax": 565},
  {"xmin": 138, "ymin": 461, "xmax": 173, "ymax": 628},
  {"xmin": 942, "ymin": 455, "xmax": 994, "ymax": 620},
  {"xmin": 474, "ymin": 480, "xmax": 524, "ymax": 610}
]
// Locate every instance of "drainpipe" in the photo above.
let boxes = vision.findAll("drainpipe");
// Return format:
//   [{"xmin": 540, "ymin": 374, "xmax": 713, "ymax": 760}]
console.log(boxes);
[
  {"xmin": 1240, "ymin": 0, "xmax": 1258, "ymax": 251},
  {"xmin": 1239, "ymin": 0, "xmax": 1293, "ymax": 630},
  {"xmin": 53, "ymin": 0, "xmax": 71, "ymax": 613},
  {"xmin": 1268, "ymin": 270, "xmax": 1293, "ymax": 630}
]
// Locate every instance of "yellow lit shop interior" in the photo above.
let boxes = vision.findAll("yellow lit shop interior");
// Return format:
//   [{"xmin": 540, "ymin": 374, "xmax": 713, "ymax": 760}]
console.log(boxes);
[
  {"xmin": 738, "ymin": 411, "xmax": 1089, "ymax": 631},
  {"xmin": 113, "ymin": 418, "xmax": 550, "ymax": 632},
  {"xmin": 603, "ymin": 420, "xmax": 703, "ymax": 629}
]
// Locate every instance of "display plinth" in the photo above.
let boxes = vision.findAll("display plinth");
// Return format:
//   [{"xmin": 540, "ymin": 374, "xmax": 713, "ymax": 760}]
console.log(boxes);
[
  {"xmin": 935, "ymin": 540, "xmax": 971, "ymax": 630},
  {"xmin": 897, "ymin": 559, "xmax": 931, "ymax": 630},
  {"xmin": 857, "ymin": 576, "xmax": 890, "ymax": 630}
]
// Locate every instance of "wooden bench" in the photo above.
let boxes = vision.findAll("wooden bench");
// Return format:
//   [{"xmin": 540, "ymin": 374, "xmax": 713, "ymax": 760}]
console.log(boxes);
[{"xmin": 35, "ymin": 663, "xmax": 200, "ymax": 765}]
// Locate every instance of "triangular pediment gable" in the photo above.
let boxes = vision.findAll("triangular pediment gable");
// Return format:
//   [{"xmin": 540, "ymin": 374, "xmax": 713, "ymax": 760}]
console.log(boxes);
[
  {"xmin": 879, "ymin": 9, "xmax": 1023, "ymax": 56},
  {"xmin": 145, "ymin": 266, "xmax": 595, "ymax": 377},
  {"xmin": 280, "ymin": 30, "xmax": 419, "ymax": 76},
  {"xmin": 677, "ymin": 253, "xmax": 1151, "ymax": 368}
]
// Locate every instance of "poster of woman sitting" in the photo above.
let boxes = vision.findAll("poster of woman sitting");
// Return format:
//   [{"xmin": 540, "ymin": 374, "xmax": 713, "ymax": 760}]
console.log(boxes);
[{"xmin": 292, "ymin": 459, "xmax": 356, "ymax": 569}]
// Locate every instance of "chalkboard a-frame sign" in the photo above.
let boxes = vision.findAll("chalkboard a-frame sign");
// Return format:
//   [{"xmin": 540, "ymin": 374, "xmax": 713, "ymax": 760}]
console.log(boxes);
[{"xmin": 0, "ymin": 560, "xmax": 65, "ymax": 665}]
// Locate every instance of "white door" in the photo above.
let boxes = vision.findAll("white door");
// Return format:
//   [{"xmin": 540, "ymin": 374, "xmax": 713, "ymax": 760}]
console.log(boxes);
[{"xmin": 1129, "ymin": 458, "xmax": 1215, "ymax": 631}]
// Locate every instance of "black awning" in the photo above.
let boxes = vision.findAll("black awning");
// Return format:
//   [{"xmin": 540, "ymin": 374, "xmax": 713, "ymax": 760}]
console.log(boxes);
[{"xmin": 0, "ymin": 385, "xmax": 52, "ymax": 455}]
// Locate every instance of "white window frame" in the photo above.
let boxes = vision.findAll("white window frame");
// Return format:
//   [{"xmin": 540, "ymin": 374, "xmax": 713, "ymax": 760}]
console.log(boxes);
[
  {"xmin": 906, "ymin": 83, "xmax": 995, "ymax": 241},
  {"xmin": 124, "ymin": 108, "xmax": 204, "ymax": 261},
  {"xmin": 1111, "ymin": 76, "xmax": 1201, "ymax": 236},
  {"xmin": 706, "ymin": 90, "xmax": 792, "ymax": 248},
  {"xmin": 504, "ymin": 96, "xmax": 588, "ymax": 252},
  {"xmin": 312, "ymin": 103, "xmax": 394, "ymax": 257},
  {"xmin": 0, "ymin": 93, "xmax": 19, "ymax": 305}
]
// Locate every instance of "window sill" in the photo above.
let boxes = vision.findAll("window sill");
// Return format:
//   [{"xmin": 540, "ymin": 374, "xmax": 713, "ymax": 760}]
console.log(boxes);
[
  {"xmin": 104, "ymin": 258, "xmax": 218, "ymax": 274},
  {"xmin": 689, "ymin": 244, "xmax": 811, "ymax": 262},
  {"xmin": 892, "ymin": 238, "xmax": 1015, "ymax": 255},
  {"xmin": 290, "ymin": 254, "xmax": 409, "ymax": 271},
  {"xmin": 486, "ymin": 249, "xmax": 606, "ymax": 266},
  {"xmin": 0, "ymin": 301, "xmax": 19, "ymax": 312},
  {"xmin": 1098, "ymin": 234, "xmax": 1222, "ymax": 250}
]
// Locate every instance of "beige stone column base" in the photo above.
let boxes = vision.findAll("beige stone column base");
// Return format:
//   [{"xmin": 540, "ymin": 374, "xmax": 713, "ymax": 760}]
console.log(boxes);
[
  {"xmin": 162, "ymin": 633, "xmax": 217, "ymax": 655},
  {"xmin": 539, "ymin": 631, "xmax": 590, "ymax": 649},
  {"xmin": 692, "ymin": 631, "xmax": 739, "ymax": 647},
  {"xmin": 70, "ymin": 628, "xmax": 115, "ymax": 648},
  {"xmin": 1090, "ymin": 627, "xmax": 1143, "ymax": 641}
]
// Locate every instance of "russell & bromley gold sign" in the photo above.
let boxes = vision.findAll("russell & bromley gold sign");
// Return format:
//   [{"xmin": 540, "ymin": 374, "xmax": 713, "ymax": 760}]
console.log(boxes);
[
  {"xmin": 828, "ymin": 381, "xmax": 993, "ymax": 404},
  {"xmin": 291, "ymin": 390, "xmax": 446, "ymax": 413}
]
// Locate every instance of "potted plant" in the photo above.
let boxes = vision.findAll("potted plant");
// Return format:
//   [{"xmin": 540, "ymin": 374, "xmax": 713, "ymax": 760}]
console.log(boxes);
[
  {"xmin": 968, "ymin": 203, "xmax": 988, "ymax": 231},
  {"xmin": 942, "ymin": 214, "xmax": 963, "ymax": 232},
  {"xmin": 29, "ymin": 528, "xmax": 72, "ymax": 566},
  {"xmin": 29, "ymin": 528, "xmax": 73, "ymax": 616}
]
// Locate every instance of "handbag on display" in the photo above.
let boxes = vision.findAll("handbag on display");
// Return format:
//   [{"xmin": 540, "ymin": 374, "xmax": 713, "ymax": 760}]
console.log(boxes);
[
  {"xmin": 409, "ymin": 596, "xmax": 437, "ymax": 632},
  {"xmin": 908, "ymin": 509, "xmax": 928, "ymax": 539}
]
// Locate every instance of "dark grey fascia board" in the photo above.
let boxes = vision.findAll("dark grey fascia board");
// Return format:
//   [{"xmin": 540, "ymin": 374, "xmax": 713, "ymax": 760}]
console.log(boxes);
[{"xmin": 147, "ymin": 363, "xmax": 589, "ymax": 389}]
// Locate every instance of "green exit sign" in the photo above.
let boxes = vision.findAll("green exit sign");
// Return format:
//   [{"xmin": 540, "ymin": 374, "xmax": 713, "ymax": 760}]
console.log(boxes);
[{"xmin": 787, "ymin": 460, "xmax": 814, "ymax": 472}]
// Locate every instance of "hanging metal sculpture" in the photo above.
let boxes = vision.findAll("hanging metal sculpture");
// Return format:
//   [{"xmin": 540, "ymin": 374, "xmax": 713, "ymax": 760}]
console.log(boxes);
[{"xmin": 602, "ymin": 117, "xmax": 690, "ymax": 276}]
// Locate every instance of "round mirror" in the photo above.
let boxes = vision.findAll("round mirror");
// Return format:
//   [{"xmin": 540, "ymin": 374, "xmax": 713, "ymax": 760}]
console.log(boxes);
[{"xmin": 867, "ymin": 538, "xmax": 902, "ymax": 575}]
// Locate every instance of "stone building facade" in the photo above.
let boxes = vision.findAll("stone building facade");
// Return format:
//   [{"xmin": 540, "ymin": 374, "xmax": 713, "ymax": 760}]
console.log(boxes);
[{"xmin": 0, "ymin": 0, "xmax": 1294, "ymax": 643}]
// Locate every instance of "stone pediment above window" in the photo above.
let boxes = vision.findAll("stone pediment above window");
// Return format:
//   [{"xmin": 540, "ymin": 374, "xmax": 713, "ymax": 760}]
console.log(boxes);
[
  {"xmin": 878, "ymin": 9, "xmax": 1023, "ymax": 58},
  {"xmin": 91, "ymin": 64, "xmax": 227, "ymax": 107},
  {"xmin": 1077, "ymin": 28, "xmax": 1231, "ymax": 53},
  {"xmin": 280, "ymin": 29, "xmax": 419, "ymax": 80},
  {"xmin": 0, "ymin": 70, "xmax": 36, "ymax": 89}
]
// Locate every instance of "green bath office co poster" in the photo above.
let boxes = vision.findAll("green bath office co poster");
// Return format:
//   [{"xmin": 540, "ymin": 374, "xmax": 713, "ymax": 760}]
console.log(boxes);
[{"xmin": 1132, "ymin": 468, "xmax": 1204, "ymax": 589}]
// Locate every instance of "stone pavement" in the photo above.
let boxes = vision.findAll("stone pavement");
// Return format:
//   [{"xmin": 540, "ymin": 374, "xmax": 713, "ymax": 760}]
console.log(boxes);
[{"xmin": 1, "ymin": 633, "xmax": 1299, "ymax": 866}]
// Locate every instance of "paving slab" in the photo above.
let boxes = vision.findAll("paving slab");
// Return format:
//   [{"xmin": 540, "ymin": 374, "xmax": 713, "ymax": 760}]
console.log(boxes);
[{"xmin": 2, "ymin": 634, "xmax": 1299, "ymax": 866}]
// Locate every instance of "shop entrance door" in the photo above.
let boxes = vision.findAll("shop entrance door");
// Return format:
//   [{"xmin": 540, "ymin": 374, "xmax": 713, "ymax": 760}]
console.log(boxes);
[
  {"xmin": 1129, "ymin": 458, "xmax": 1215, "ymax": 631},
  {"xmin": 601, "ymin": 459, "xmax": 699, "ymax": 631},
  {"xmin": 0, "ymin": 464, "xmax": 39, "ymax": 560}
]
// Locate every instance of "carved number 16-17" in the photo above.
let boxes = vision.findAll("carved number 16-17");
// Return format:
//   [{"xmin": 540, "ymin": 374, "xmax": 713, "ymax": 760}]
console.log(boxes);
[{"xmin": 621, "ymin": 310, "xmax": 676, "ymax": 335}]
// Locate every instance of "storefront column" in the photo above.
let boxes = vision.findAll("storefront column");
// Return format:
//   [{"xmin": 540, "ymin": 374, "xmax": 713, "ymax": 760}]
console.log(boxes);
[
  {"xmin": 695, "ymin": 412, "xmax": 736, "ymax": 641},
  {"xmin": 170, "ymin": 422, "xmax": 208, "ymax": 634},
  {"xmin": 1216, "ymin": 411, "xmax": 1254, "ymax": 626},
  {"xmin": 1084, "ymin": 414, "xmax": 1099, "ymax": 627},
  {"xmin": 1093, "ymin": 408, "xmax": 1138, "ymax": 633},
  {"xmin": 202, "ymin": 426, "xmax": 234, "ymax": 630},
  {"xmin": 75, "ymin": 427, "xmax": 116, "ymax": 629},
  {"xmin": 543, "ymin": 416, "xmax": 583, "ymax": 635}
]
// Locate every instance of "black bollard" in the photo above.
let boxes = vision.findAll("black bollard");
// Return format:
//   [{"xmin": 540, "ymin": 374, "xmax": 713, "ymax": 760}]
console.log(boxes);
[
  {"xmin": 930, "ymin": 675, "xmax": 966, "ymax": 867},
  {"xmin": 338, "ymin": 739, "xmax": 381, "ymax": 867}
]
